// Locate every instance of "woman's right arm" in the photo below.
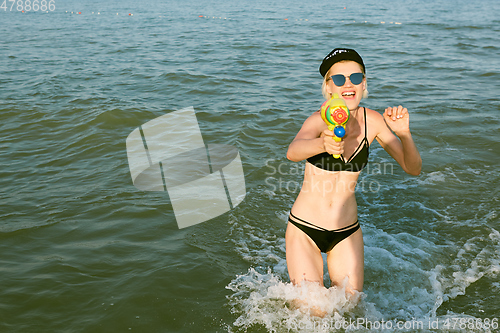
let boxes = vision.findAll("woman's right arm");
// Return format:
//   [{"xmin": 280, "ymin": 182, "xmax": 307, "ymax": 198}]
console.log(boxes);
[{"xmin": 286, "ymin": 112, "xmax": 341, "ymax": 162}]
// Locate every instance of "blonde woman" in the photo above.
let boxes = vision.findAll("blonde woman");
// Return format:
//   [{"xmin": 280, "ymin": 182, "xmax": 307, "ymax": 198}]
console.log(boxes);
[{"xmin": 286, "ymin": 48, "xmax": 422, "ymax": 297}]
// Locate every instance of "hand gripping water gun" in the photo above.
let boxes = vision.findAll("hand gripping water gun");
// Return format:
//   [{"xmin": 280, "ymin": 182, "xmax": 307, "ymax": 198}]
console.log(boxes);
[{"xmin": 320, "ymin": 93, "xmax": 350, "ymax": 158}]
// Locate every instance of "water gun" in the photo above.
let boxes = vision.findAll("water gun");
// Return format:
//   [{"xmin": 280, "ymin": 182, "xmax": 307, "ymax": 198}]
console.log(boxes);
[{"xmin": 320, "ymin": 93, "xmax": 350, "ymax": 158}]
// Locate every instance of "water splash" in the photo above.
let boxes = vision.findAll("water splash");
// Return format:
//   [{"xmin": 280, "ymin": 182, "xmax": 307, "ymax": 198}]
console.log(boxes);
[{"xmin": 226, "ymin": 267, "xmax": 381, "ymax": 333}]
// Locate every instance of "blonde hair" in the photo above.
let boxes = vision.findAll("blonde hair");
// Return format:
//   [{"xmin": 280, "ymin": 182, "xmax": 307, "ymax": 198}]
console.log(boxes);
[{"xmin": 321, "ymin": 61, "xmax": 369, "ymax": 100}]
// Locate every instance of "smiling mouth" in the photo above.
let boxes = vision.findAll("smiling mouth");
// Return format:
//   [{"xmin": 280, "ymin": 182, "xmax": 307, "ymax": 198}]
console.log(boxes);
[{"xmin": 342, "ymin": 92, "xmax": 355, "ymax": 97}]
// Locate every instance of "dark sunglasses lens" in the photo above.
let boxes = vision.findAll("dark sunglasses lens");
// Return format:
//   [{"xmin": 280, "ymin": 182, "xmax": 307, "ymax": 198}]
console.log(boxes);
[
  {"xmin": 350, "ymin": 73, "xmax": 364, "ymax": 85},
  {"xmin": 331, "ymin": 75, "xmax": 346, "ymax": 86}
]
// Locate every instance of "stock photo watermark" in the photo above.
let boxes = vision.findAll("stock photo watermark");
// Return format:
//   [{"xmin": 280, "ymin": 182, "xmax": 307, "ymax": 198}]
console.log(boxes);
[
  {"xmin": 126, "ymin": 107, "xmax": 246, "ymax": 229},
  {"xmin": 1, "ymin": 0, "xmax": 56, "ymax": 12},
  {"xmin": 264, "ymin": 159, "xmax": 395, "ymax": 194},
  {"xmin": 287, "ymin": 317, "xmax": 499, "ymax": 332}
]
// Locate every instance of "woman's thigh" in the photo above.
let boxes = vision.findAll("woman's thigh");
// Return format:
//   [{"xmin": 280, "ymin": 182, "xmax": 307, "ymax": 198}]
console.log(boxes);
[
  {"xmin": 285, "ymin": 223, "xmax": 324, "ymax": 285},
  {"xmin": 326, "ymin": 228, "xmax": 364, "ymax": 292}
]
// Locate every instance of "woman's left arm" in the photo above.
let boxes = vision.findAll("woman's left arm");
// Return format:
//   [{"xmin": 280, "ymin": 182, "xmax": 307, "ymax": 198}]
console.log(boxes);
[{"xmin": 374, "ymin": 105, "xmax": 422, "ymax": 176}]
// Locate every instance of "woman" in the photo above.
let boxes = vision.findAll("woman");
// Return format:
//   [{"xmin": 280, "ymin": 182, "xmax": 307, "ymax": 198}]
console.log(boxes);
[{"xmin": 286, "ymin": 48, "xmax": 422, "ymax": 297}]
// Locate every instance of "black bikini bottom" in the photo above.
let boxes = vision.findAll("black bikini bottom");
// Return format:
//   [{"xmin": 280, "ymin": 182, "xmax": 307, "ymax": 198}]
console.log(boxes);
[{"xmin": 288, "ymin": 212, "xmax": 360, "ymax": 253}]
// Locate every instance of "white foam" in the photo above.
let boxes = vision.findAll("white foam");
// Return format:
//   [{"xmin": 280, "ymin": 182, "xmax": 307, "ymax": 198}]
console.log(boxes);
[
  {"xmin": 418, "ymin": 170, "xmax": 447, "ymax": 184},
  {"xmin": 429, "ymin": 228, "xmax": 500, "ymax": 307},
  {"xmin": 226, "ymin": 268, "xmax": 377, "ymax": 332}
]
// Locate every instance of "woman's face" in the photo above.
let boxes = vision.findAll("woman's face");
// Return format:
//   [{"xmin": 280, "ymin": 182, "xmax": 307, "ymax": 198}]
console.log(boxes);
[{"xmin": 325, "ymin": 61, "xmax": 366, "ymax": 111}]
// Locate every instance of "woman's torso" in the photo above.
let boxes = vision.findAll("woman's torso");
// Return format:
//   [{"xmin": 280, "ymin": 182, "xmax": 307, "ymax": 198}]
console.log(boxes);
[{"xmin": 291, "ymin": 107, "xmax": 373, "ymax": 230}]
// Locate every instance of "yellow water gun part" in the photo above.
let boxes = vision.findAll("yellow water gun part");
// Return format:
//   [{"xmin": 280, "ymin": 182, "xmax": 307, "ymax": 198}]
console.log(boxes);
[{"xmin": 320, "ymin": 93, "xmax": 350, "ymax": 158}]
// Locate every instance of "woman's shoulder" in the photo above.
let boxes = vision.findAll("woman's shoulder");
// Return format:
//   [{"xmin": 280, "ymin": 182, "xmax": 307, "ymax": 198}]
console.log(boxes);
[
  {"xmin": 363, "ymin": 107, "xmax": 391, "ymax": 140},
  {"xmin": 364, "ymin": 107, "xmax": 381, "ymax": 117},
  {"xmin": 304, "ymin": 109, "xmax": 323, "ymax": 123},
  {"xmin": 296, "ymin": 109, "xmax": 327, "ymax": 135},
  {"xmin": 364, "ymin": 107, "xmax": 385, "ymax": 125}
]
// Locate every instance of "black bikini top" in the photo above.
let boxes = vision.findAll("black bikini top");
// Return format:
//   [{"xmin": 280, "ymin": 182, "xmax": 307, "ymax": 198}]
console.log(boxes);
[{"xmin": 307, "ymin": 107, "xmax": 369, "ymax": 172}]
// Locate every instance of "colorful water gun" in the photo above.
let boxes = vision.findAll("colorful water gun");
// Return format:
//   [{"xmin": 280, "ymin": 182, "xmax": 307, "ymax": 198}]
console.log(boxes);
[{"xmin": 320, "ymin": 93, "xmax": 350, "ymax": 158}]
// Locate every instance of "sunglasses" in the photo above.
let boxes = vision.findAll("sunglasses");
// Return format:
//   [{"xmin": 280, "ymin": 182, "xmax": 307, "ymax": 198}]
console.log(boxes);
[{"xmin": 328, "ymin": 73, "xmax": 364, "ymax": 86}]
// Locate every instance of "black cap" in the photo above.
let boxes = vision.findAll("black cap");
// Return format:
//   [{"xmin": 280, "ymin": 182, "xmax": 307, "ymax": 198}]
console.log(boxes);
[{"xmin": 319, "ymin": 48, "xmax": 365, "ymax": 77}]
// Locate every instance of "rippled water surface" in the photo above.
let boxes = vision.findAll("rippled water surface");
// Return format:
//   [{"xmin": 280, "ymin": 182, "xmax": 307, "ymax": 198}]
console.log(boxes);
[{"xmin": 1, "ymin": 0, "xmax": 499, "ymax": 332}]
